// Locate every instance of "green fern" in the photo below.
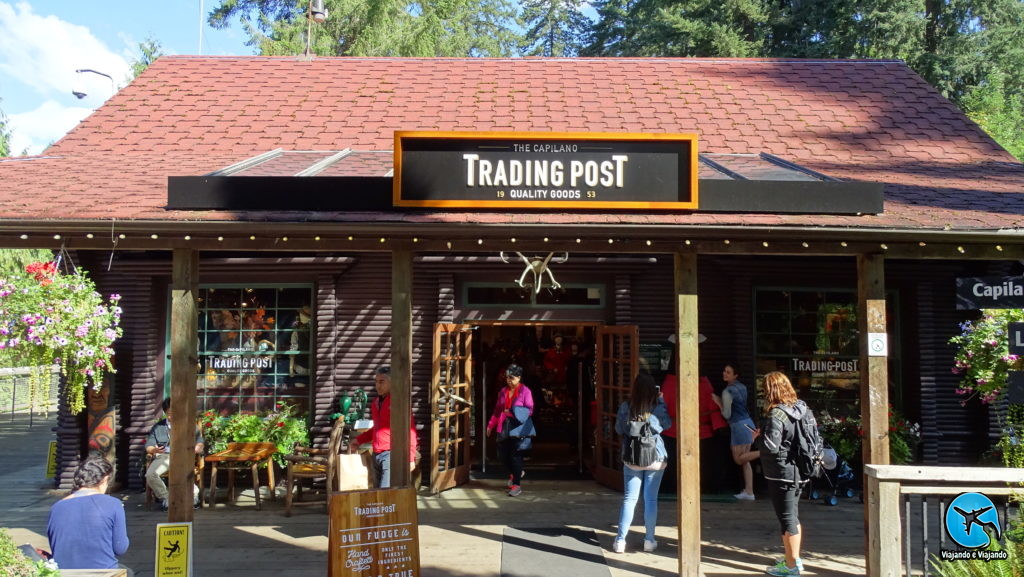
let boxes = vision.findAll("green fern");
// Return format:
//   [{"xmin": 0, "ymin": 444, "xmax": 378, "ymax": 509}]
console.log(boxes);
[{"xmin": 929, "ymin": 537, "xmax": 1020, "ymax": 577}]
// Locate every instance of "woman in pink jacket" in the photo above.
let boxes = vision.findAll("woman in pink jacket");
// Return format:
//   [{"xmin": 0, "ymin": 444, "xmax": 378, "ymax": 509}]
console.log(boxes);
[{"xmin": 486, "ymin": 364, "xmax": 535, "ymax": 497}]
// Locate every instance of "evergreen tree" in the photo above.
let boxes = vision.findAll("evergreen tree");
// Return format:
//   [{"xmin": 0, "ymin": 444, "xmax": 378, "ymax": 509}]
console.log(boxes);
[
  {"xmin": 0, "ymin": 103, "xmax": 10, "ymax": 159},
  {"xmin": 963, "ymin": 69, "xmax": 1024, "ymax": 160},
  {"xmin": 519, "ymin": 0, "xmax": 591, "ymax": 56},
  {"xmin": 208, "ymin": 0, "xmax": 520, "ymax": 57},
  {"xmin": 129, "ymin": 37, "xmax": 165, "ymax": 80}
]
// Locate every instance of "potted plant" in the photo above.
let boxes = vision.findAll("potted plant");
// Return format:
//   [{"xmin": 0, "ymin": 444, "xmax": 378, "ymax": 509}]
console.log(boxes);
[
  {"xmin": 818, "ymin": 408, "xmax": 921, "ymax": 466},
  {"xmin": 199, "ymin": 402, "xmax": 309, "ymax": 468},
  {"xmin": 0, "ymin": 260, "xmax": 122, "ymax": 414},
  {"xmin": 950, "ymin": 309, "xmax": 1024, "ymax": 404},
  {"xmin": 0, "ymin": 528, "xmax": 58, "ymax": 577}
]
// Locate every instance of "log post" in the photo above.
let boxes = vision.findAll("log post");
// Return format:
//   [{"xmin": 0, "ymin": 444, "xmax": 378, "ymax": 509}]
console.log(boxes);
[
  {"xmin": 391, "ymin": 245, "xmax": 413, "ymax": 488},
  {"xmin": 675, "ymin": 251, "xmax": 701, "ymax": 577},
  {"xmin": 169, "ymin": 248, "xmax": 199, "ymax": 522}
]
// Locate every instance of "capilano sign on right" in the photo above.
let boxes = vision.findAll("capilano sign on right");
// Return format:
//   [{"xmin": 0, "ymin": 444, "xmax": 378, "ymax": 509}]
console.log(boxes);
[{"xmin": 956, "ymin": 276, "xmax": 1024, "ymax": 309}]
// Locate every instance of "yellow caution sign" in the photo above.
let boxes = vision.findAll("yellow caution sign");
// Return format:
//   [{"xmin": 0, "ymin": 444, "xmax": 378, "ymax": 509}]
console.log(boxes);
[
  {"xmin": 155, "ymin": 522, "xmax": 192, "ymax": 577},
  {"xmin": 45, "ymin": 441, "xmax": 57, "ymax": 479}
]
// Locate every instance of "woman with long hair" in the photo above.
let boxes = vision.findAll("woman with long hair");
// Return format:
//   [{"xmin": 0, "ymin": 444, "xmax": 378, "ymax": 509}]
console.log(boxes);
[
  {"xmin": 47, "ymin": 453, "xmax": 132, "ymax": 575},
  {"xmin": 754, "ymin": 371, "xmax": 809, "ymax": 576},
  {"xmin": 713, "ymin": 363, "xmax": 759, "ymax": 500},
  {"xmin": 611, "ymin": 372, "xmax": 671, "ymax": 554}
]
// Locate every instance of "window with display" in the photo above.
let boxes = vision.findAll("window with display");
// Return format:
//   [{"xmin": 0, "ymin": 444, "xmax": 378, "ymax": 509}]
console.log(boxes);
[
  {"xmin": 187, "ymin": 285, "xmax": 314, "ymax": 416},
  {"xmin": 753, "ymin": 288, "xmax": 899, "ymax": 416}
]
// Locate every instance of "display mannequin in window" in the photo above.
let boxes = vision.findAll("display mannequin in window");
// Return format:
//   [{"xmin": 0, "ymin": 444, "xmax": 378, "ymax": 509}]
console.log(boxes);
[{"xmin": 289, "ymin": 305, "xmax": 311, "ymax": 388}]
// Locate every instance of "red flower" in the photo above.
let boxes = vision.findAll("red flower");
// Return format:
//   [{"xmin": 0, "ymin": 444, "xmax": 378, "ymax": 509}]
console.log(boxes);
[
  {"xmin": 25, "ymin": 261, "xmax": 57, "ymax": 285},
  {"xmin": 276, "ymin": 422, "xmax": 285, "ymax": 428}
]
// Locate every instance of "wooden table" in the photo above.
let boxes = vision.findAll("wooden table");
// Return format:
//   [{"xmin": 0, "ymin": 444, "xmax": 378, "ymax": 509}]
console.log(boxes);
[{"xmin": 205, "ymin": 442, "xmax": 277, "ymax": 510}]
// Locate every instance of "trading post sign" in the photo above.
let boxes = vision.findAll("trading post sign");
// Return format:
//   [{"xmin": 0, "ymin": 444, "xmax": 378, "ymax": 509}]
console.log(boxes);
[
  {"xmin": 394, "ymin": 131, "xmax": 698, "ymax": 210},
  {"xmin": 329, "ymin": 487, "xmax": 420, "ymax": 577}
]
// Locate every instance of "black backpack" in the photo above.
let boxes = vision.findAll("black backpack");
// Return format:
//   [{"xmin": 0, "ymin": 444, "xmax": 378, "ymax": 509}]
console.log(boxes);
[
  {"xmin": 623, "ymin": 415, "xmax": 659, "ymax": 468},
  {"xmin": 790, "ymin": 409, "xmax": 825, "ymax": 482}
]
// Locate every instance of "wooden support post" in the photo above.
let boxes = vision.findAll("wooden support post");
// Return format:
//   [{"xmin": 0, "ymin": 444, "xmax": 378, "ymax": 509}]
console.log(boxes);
[
  {"xmin": 864, "ymin": 467, "xmax": 902, "ymax": 577},
  {"xmin": 858, "ymin": 253, "xmax": 889, "ymax": 575},
  {"xmin": 169, "ymin": 248, "xmax": 199, "ymax": 522},
  {"xmin": 674, "ymin": 251, "xmax": 701, "ymax": 577},
  {"xmin": 391, "ymin": 245, "xmax": 413, "ymax": 488}
]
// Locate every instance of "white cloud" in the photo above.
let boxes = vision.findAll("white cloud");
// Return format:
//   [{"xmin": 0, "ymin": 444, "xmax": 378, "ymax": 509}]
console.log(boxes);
[
  {"xmin": 9, "ymin": 100, "xmax": 90, "ymax": 155},
  {"xmin": 0, "ymin": 2, "xmax": 131, "ymax": 96}
]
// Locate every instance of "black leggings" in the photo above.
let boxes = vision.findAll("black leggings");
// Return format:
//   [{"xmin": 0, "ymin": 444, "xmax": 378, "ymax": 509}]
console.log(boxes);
[
  {"xmin": 498, "ymin": 438, "xmax": 525, "ymax": 485},
  {"xmin": 768, "ymin": 481, "xmax": 801, "ymax": 535}
]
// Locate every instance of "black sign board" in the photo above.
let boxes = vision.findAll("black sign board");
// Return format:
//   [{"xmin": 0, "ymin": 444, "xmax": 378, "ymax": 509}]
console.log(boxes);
[
  {"xmin": 394, "ymin": 131, "xmax": 698, "ymax": 210},
  {"xmin": 956, "ymin": 276, "xmax": 1024, "ymax": 310},
  {"xmin": 1008, "ymin": 372, "xmax": 1024, "ymax": 404},
  {"xmin": 1010, "ymin": 323, "xmax": 1024, "ymax": 355}
]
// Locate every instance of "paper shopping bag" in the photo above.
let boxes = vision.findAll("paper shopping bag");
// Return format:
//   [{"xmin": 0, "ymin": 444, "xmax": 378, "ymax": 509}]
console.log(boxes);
[{"xmin": 336, "ymin": 453, "xmax": 371, "ymax": 491}]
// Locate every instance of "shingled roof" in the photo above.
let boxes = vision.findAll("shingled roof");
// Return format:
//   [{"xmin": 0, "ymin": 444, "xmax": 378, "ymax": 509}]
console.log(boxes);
[{"xmin": 1, "ymin": 56, "xmax": 1022, "ymax": 235}]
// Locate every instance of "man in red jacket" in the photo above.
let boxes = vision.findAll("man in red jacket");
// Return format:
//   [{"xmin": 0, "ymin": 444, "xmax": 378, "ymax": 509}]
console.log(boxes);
[{"xmin": 350, "ymin": 365, "xmax": 419, "ymax": 488}]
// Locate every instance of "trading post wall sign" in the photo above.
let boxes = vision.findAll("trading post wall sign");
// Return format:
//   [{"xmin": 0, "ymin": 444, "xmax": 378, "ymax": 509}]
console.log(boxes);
[{"xmin": 394, "ymin": 131, "xmax": 699, "ymax": 210}]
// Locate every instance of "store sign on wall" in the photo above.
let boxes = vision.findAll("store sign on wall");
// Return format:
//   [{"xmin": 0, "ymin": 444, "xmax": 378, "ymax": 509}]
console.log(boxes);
[
  {"xmin": 956, "ymin": 276, "xmax": 1024, "ymax": 309},
  {"xmin": 329, "ymin": 487, "xmax": 420, "ymax": 577},
  {"xmin": 394, "ymin": 131, "xmax": 698, "ymax": 210}
]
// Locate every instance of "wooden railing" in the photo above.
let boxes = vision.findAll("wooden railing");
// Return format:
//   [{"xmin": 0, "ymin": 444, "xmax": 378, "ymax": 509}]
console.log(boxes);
[{"xmin": 865, "ymin": 464, "xmax": 1024, "ymax": 577}]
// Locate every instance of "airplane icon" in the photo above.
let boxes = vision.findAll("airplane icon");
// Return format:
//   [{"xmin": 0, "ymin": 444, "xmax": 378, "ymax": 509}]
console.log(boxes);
[{"xmin": 952, "ymin": 505, "xmax": 1002, "ymax": 541}]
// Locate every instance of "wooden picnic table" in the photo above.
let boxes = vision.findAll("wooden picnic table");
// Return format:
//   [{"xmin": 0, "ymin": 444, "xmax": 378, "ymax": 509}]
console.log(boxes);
[{"xmin": 205, "ymin": 442, "xmax": 277, "ymax": 510}]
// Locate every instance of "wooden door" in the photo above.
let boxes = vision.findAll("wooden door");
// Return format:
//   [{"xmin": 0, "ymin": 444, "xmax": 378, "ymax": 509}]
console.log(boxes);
[
  {"xmin": 430, "ymin": 323, "xmax": 474, "ymax": 494},
  {"xmin": 592, "ymin": 325, "xmax": 639, "ymax": 491}
]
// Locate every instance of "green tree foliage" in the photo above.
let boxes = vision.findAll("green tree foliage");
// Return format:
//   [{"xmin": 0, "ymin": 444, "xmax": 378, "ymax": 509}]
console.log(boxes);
[
  {"xmin": 0, "ymin": 100, "xmax": 10, "ymax": 158},
  {"xmin": 208, "ymin": 0, "xmax": 520, "ymax": 57},
  {"xmin": 583, "ymin": 0, "xmax": 1024, "ymax": 159},
  {"xmin": 129, "ymin": 37, "xmax": 165, "ymax": 80},
  {"xmin": 519, "ymin": 0, "xmax": 591, "ymax": 56},
  {"xmin": 963, "ymin": 69, "xmax": 1024, "ymax": 160}
]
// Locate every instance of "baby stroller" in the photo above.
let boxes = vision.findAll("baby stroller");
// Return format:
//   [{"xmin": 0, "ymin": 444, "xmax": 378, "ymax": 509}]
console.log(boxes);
[{"xmin": 806, "ymin": 443, "xmax": 856, "ymax": 506}]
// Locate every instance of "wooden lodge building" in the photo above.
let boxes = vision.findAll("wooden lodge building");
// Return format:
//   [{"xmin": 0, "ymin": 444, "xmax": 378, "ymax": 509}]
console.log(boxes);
[{"xmin": 2, "ymin": 57, "xmax": 1023, "ymax": 528}]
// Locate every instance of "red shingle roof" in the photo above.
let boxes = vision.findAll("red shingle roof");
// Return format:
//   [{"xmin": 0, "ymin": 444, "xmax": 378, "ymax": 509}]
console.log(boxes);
[{"xmin": 1, "ymin": 56, "xmax": 1022, "ymax": 232}]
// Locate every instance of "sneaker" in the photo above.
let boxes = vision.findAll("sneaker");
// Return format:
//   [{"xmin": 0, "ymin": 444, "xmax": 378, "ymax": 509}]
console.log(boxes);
[
  {"xmin": 775, "ymin": 558, "xmax": 804, "ymax": 572},
  {"xmin": 160, "ymin": 498, "xmax": 169, "ymax": 511},
  {"xmin": 508, "ymin": 485, "xmax": 523, "ymax": 497},
  {"xmin": 643, "ymin": 539, "xmax": 658, "ymax": 552},
  {"xmin": 612, "ymin": 539, "xmax": 626, "ymax": 553},
  {"xmin": 507, "ymin": 471, "xmax": 526, "ymax": 489},
  {"xmin": 734, "ymin": 491, "xmax": 756, "ymax": 501},
  {"xmin": 766, "ymin": 561, "xmax": 801, "ymax": 576}
]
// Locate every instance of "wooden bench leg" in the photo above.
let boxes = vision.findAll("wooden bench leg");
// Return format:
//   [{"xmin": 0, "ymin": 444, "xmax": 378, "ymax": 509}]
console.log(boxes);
[
  {"xmin": 267, "ymin": 461, "xmax": 276, "ymax": 500},
  {"xmin": 252, "ymin": 462, "xmax": 262, "ymax": 511},
  {"xmin": 207, "ymin": 464, "xmax": 219, "ymax": 508}
]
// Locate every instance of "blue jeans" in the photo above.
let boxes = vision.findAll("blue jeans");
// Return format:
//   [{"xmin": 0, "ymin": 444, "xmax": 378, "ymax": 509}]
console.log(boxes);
[
  {"xmin": 616, "ymin": 465, "xmax": 666, "ymax": 541},
  {"xmin": 374, "ymin": 451, "xmax": 393, "ymax": 488}
]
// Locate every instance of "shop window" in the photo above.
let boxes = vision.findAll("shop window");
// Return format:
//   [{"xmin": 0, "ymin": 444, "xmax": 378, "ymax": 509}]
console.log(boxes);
[
  {"xmin": 753, "ymin": 288, "xmax": 900, "ymax": 416},
  {"xmin": 464, "ymin": 283, "xmax": 604, "ymax": 308},
  {"xmin": 180, "ymin": 285, "xmax": 313, "ymax": 416}
]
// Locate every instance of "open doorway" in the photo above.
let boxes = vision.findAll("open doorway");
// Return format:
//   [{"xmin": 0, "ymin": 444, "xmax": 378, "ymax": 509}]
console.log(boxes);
[{"xmin": 474, "ymin": 323, "xmax": 598, "ymax": 478}]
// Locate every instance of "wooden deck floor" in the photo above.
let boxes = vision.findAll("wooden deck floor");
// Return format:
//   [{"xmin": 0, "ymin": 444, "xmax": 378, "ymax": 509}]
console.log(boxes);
[{"xmin": 2, "ymin": 414, "xmax": 866, "ymax": 576}]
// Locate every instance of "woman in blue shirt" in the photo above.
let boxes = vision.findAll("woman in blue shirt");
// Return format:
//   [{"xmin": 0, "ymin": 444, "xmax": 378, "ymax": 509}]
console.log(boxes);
[
  {"xmin": 48, "ymin": 454, "xmax": 131, "ymax": 575},
  {"xmin": 713, "ymin": 364, "xmax": 759, "ymax": 501}
]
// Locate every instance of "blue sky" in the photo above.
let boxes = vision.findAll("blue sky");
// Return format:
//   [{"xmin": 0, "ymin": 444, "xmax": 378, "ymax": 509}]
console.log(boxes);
[{"xmin": 0, "ymin": 1, "xmax": 252, "ymax": 155}]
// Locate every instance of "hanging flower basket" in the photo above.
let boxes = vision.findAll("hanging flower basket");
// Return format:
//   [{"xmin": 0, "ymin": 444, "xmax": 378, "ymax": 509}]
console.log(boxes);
[
  {"xmin": 0, "ymin": 261, "xmax": 122, "ymax": 414},
  {"xmin": 949, "ymin": 309, "xmax": 1024, "ymax": 404}
]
